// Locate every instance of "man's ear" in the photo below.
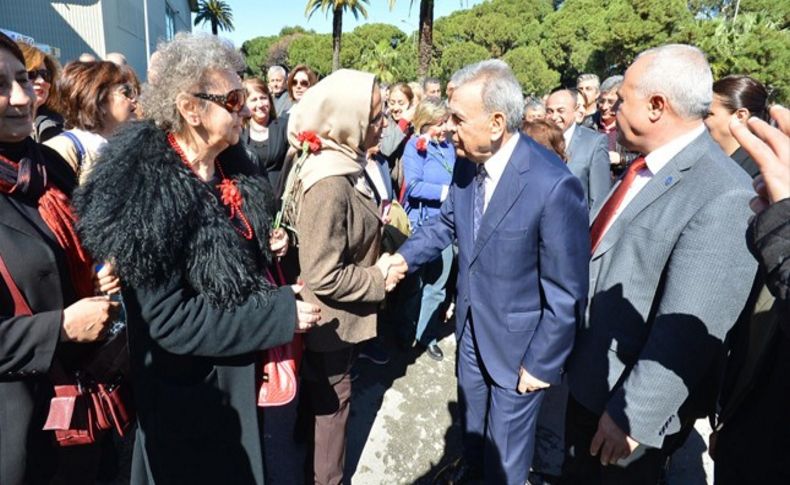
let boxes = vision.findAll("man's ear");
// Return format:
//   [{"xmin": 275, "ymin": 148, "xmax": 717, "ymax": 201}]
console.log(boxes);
[
  {"xmin": 489, "ymin": 111, "xmax": 507, "ymax": 142},
  {"xmin": 176, "ymin": 93, "xmax": 201, "ymax": 127},
  {"xmin": 647, "ymin": 94, "xmax": 667, "ymax": 122}
]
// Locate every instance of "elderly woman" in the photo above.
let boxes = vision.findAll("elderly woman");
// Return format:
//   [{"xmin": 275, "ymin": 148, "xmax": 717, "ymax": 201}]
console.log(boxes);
[
  {"xmin": 45, "ymin": 61, "xmax": 139, "ymax": 181},
  {"xmin": 0, "ymin": 32, "xmax": 120, "ymax": 485},
  {"xmin": 399, "ymin": 97, "xmax": 456, "ymax": 361},
  {"xmin": 285, "ymin": 68, "xmax": 401, "ymax": 485},
  {"xmin": 72, "ymin": 33, "xmax": 320, "ymax": 485},
  {"xmin": 16, "ymin": 41, "xmax": 64, "ymax": 142},
  {"xmin": 242, "ymin": 77, "xmax": 290, "ymax": 187},
  {"xmin": 286, "ymin": 64, "xmax": 317, "ymax": 107}
]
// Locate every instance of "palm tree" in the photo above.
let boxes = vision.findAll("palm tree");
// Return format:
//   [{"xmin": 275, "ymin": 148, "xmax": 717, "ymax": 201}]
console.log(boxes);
[
  {"xmin": 305, "ymin": 0, "xmax": 370, "ymax": 72},
  {"xmin": 194, "ymin": 0, "xmax": 234, "ymax": 36}
]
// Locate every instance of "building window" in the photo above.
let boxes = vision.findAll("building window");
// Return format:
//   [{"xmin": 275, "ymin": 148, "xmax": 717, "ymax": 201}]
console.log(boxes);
[{"xmin": 165, "ymin": 3, "xmax": 177, "ymax": 40}]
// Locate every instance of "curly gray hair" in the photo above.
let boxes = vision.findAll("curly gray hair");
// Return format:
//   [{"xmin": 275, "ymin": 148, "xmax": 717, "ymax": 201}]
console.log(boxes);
[{"xmin": 141, "ymin": 33, "xmax": 245, "ymax": 133}]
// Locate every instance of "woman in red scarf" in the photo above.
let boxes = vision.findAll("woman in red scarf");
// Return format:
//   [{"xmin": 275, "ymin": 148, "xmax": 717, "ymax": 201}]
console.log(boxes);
[{"xmin": 0, "ymin": 32, "xmax": 120, "ymax": 485}]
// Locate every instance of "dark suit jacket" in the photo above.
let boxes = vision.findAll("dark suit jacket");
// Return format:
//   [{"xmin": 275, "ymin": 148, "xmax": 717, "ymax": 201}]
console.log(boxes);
[
  {"xmin": 0, "ymin": 143, "xmax": 81, "ymax": 484},
  {"xmin": 566, "ymin": 125, "xmax": 612, "ymax": 214},
  {"xmin": 399, "ymin": 133, "xmax": 590, "ymax": 387}
]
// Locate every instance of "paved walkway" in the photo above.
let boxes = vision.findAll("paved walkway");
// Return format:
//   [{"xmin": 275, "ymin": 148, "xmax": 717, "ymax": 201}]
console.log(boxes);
[{"xmin": 346, "ymin": 331, "xmax": 713, "ymax": 484}]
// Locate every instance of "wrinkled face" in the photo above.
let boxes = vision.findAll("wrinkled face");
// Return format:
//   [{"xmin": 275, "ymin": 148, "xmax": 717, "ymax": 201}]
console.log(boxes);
[
  {"xmin": 615, "ymin": 59, "xmax": 652, "ymax": 152},
  {"xmin": 545, "ymin": 91, "xmax": 577, "ymax": 132},
  {"xmin": 268, "ymin": 72, "xmax": 285, "ymax": 95},
  {"xmin": 0, "ymin": 49, "xmax": 35, "ymax": 142},
  {"xmin": 424, "ymin": 82, "xmax": 441, "ymax": 98},
  {"xmin": 446, "ymin": 81, "xmax": 456, "ymax": 100},
  {"xmin": 363, "ymin": 86, "xmax": 387, "ymax": 150},
  {"xmin": 524, "ymin": 107, "xmax": 545, "ymax": 123},
  {"xmin": 704, "ymin": 95, "xmax": 738, "ymax": 150},
  {"xmin": 577, "ymin": 79, "xmax": 600, "ymax": 107},
  {"xmin": 194, "ymin": 69, "xmax": 250, "ymax": 149},
  {"xmin": 246, "ymin": 87, "xmax": 271, "ymax": 125},
  {"xmin": 447, "ymin": 81, "xmax": 497, "ymax": 163},
  {"xmin": 291, "ymin": 71, "xmax": 311, "ymax": 101},
  {"xmin": 388, "ymin": 89, "xmax": 411, "ymax": 121},
  {"xmin": 29, "ymin": 62, "xmax": 50, "ymax": 109},
  {"xmin": 103, "ymin": 83, "xmax": 138, "ymax": 134},
  {"xmin": 598, "ymin": 90, "xmax": 619, "ymax": 120}
]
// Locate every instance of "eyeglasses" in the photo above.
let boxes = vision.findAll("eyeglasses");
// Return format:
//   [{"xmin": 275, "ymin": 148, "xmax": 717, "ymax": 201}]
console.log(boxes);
[
  {"xmin": 291, "ymin": 79, "xmax": 310, "ymax": 88},
  {"xmin": 27, "ymin": 69, "xmax": 52, "ymax": 83},
  {"xmin": 115, "ymin": 84, "xmax": 138, "ymax": 100},
  {"xmin": 192, "ymin": 88, "xmax": 247, "ymax": 113}
]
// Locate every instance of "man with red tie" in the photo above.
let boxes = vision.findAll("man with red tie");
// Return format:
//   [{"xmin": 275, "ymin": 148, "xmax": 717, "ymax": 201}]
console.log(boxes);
[{"xmin": 560, "ymin": 44, "xmax": 758, "ymax": 484}]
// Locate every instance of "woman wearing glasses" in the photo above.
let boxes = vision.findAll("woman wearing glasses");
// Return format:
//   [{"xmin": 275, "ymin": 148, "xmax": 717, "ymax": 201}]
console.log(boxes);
[
  {"xmin": 73, "ymin": 33, "xmax": 321, "ymax": 485},
  {"xmin": 286, "ymin": 64, "xmax": 317, "ymax": 108},
  {"xmin": 16, "ymin": 41, "xmax": 64, "ymax": 142},
  {"xmin": 45, "ymin": 61, "xmax": 140, "ymax": 182}
]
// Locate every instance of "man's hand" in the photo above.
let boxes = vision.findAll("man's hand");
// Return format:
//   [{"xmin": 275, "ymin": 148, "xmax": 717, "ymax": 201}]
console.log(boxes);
[
  {"xmin": 290, "ymin": 282, "xmax": 320, "ymax": 333},
  {"xmin": 729, "ymin": 105, "xmax": 790, "ymax": 212},
  {"xmin": 517, "ymin": 366, "xmax": 550, "ymax": 394},
  {"xmin": 269, "ymin": 228, "xmax": 289, "ymax": 258},
  {"xmin": 590, "ymin": 411, "xmax": 640, "ymax": 466},
  {"xmin": 375, "ymin": 253, "xmax": 408, "ymax": 292}
]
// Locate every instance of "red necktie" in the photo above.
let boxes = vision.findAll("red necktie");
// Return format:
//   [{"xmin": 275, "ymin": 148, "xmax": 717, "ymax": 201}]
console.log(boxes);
[{"xmin": 590, "ymin": 156, "xmax": 647, "ymax": 253}]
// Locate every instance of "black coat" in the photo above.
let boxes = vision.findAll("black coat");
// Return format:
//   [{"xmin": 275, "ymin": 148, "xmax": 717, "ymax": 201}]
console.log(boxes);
[
  {"xmin": 73, "ymin": 122, "xmax": 298, "ymax": 485},
  {"xmin": 0, "ymin": 142, "xmax": 78, "ymax": 485}
]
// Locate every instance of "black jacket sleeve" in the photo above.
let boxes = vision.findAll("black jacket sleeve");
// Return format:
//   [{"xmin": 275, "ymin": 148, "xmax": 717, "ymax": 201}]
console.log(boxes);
[
  {"xmin": 749, "ymin": 197, "xmax": 790, "ymax": 302},
  {"xmin": 0, "ymin": 310, "xmax": 61, "ymax": 376},
  {"xmin": 127, "ymin": 278, "xmax": 297, "ymax": 358}
]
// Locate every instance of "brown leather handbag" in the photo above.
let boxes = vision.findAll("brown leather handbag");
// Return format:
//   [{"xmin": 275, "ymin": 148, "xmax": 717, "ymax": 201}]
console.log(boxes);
[{"xmin": 0, "ymin": 253, "xmax": 133, "ymax": 446}]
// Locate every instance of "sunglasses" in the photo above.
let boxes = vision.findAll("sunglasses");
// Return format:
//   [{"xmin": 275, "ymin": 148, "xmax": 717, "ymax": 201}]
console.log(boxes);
[
  {"xmin": 291, "ymin": 79, "xmax": 310, "ymax": 88},
  {"xmin": 192, "ymin": 88, "xmax": 247, "ymax": 113},
  {"xmin": 27, "ymin": 69, "xmax": 52, "ymax": 83},
  {"xmin": 115, "ymin": 84, "xmax": 138, "ymax": 100}
]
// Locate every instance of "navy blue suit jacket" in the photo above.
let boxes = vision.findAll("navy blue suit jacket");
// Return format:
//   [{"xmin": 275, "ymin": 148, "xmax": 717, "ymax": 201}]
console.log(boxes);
[{"xmin": 399, "ymin": 134, "xmax": 590, "ymax": 388}]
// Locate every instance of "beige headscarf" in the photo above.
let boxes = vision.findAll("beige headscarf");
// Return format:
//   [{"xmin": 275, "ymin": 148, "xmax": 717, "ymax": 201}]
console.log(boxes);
[{"xmin": 286, "ymin": 69, "xmax": 376, "ymax": 192}]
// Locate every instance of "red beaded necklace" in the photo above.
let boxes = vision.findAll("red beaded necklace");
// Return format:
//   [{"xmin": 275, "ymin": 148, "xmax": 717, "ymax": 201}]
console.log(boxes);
[{"xmin": 167, "ymin": 133, "xmax": 254, "ymax": 240}]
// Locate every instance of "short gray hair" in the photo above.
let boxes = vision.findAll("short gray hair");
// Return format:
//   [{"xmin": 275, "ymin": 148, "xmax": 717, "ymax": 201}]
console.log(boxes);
[
  {"xmin": 524, "ymin": 96, "xmax": 545, "ymax": 113},
  {"xmin": 600, "ymin": 75, "xmax": 623, "ymax": 94},
  {"xmin": 577, "ymin": 73, "xmax": 600, "ymax": 87},
  {"xmin": 633, "ymin": 44, "xmax": 712, "ymax": 119},
  {"xmin": 141, "ymin": 33, "xmax": 245, "ymax": 133},
  {"xmin": 451, "ymin": 59, "xmax": 524, "ymax": 133},
  {"xmin": 267, "ymin": 65, "xmax": 286, "ymax": 79},
  {"xmin": 423, "ymin": 77, "xmax": 441, "ymax": 89}
]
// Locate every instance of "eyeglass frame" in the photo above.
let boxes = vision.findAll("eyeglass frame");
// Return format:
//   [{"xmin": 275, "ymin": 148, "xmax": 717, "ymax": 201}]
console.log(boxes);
[
  {"xmin": 291, "ymin": 79, "xmax": 310, "ymax": 88},
  {"xmin": 27, "ymin": 69, "xmax": 52, "ymax": 83},
  {"xmin": 191, "ymin": 88, "xmax": 247, "ymax": 114}
]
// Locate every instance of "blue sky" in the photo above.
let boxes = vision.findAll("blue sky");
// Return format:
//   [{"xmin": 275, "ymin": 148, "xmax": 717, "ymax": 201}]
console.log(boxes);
[{"xmin": 193, "ymin": 0, "xmax": 484, "ymax": 47}]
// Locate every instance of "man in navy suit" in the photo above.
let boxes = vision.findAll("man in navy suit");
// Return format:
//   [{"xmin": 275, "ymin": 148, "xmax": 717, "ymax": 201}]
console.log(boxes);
[{"xmin": 393, "ymin": 60, "xmax": 590, "ymax": 484}]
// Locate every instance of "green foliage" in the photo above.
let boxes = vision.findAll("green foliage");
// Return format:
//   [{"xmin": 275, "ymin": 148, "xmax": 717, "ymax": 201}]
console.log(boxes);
[
  {"xmin": 287, "ymin": 33, "xmax": 334, "ymax": 76},
  {"xmin": 437, "ymin": 41, "xmax": 489, "ymax": 80},
  {"xmin": 194, "ymin": 0, "xmax": 234, "ymax": 35},
  {"xmin": 241, "ymin": 35, "xmax": 279, "ymax": 76},
  {"xmin": 502, "ymin": 46, "xmax": 561, "ymax": 95}
]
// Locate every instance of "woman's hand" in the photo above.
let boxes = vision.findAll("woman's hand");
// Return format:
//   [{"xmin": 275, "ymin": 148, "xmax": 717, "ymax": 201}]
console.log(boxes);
[
  {"xmin": 269, "ymin": 228, "xmax": 289, "ymax": 258},
  {"xmin": 94, "ymin": 262, "xmax": 121, "ymax": 295},
  {"xmin": 291, "ymin": 282, "xmax": 320, "ymax": 333},
  {"xmin": 61, "ymin": 296, "xmax": 121, "ymax": 342}
]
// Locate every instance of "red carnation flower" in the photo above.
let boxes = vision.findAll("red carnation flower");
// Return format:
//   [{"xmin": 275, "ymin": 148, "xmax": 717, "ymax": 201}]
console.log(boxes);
[
  {"xmin": 297, "ymin": 131, "xmax": 322, "ymax": 153},
  {"xmin": 415, "ymin": 136, "xmax": 428, "ymax": 153},
  {"xmin": 219, "ymin": 179, "xmax": 243, "ymax": 209}
]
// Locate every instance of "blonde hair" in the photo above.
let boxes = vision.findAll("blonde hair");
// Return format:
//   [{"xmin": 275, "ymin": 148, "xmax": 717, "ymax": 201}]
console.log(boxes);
[
  {"xmin": 409, "ymin": 81, "xmax": 424, "ymax": 105},
  {"xmin": 412, "ymin": 97, "xmax": 447, "ymax": 134}
]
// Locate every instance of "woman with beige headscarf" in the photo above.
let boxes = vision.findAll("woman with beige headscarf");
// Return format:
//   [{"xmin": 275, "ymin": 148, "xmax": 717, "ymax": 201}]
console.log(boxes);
[{"xmin": 285, "ymin": 69, "xmax": 403, "ymax": 484}]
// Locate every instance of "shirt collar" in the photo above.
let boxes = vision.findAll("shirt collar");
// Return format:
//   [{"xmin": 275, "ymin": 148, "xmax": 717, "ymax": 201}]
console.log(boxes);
[
  {"xmin": 643, "ymin": 123, "xmax": 706, "ymax": 175},
  {"xmin": 563, "ymin": 122, "xmax": 577, "ymax": 148},
  {"xmin": 483, "ymin": 132, "xmax": 520, "ymax": 183}
]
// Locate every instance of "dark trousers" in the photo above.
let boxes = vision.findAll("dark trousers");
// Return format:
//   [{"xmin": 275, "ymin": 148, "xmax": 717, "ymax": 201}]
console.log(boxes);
[
  {"xmin": 302, "ymin": 346, "xmax": 356, "ymax": 485},
  {"xmin": 714, "ymin": 329, "xmax": 790, "ymax": 485},
  {"xmin": 457, "ymin": 317, "xmax": 545, "ymax": 485},
  {"xmin": 560, "ymin": 396, "xmax": 691, "ymax": 485}
]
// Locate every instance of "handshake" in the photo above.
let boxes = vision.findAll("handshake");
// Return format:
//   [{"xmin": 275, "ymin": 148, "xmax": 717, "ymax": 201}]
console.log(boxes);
[{"xmin": 376, "ymin": 252, "xmax": 408, "ymax": 292}]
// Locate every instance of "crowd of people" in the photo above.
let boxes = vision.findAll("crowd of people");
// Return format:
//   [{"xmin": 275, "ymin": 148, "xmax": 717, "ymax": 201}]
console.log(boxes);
[{"xmin": 0, "ymin": 28, "xmax": 787, "ymax": 485}]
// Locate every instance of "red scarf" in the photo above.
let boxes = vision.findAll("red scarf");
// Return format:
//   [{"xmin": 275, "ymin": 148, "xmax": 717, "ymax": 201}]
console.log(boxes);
[{"xmin": 0, "ymin": 152, "xmax": 94, "ymax": 298}]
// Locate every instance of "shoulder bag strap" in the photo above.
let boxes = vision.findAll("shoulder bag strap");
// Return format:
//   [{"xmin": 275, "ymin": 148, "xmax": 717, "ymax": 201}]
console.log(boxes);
[{"xmin": 0, "ymin": 253, "xmax": 33, "ymax": 316}]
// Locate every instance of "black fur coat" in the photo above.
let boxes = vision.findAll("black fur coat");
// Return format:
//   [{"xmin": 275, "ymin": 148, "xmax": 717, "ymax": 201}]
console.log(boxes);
[{"xmin": 73, "ymin": 120, "xmax": 276, "ymax": 308}]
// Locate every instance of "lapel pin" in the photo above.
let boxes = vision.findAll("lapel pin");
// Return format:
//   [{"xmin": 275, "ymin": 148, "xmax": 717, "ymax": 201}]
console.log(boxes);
[{"xmin": 664, "ymin": 176, "xmax": 673, "ymax": 186}]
